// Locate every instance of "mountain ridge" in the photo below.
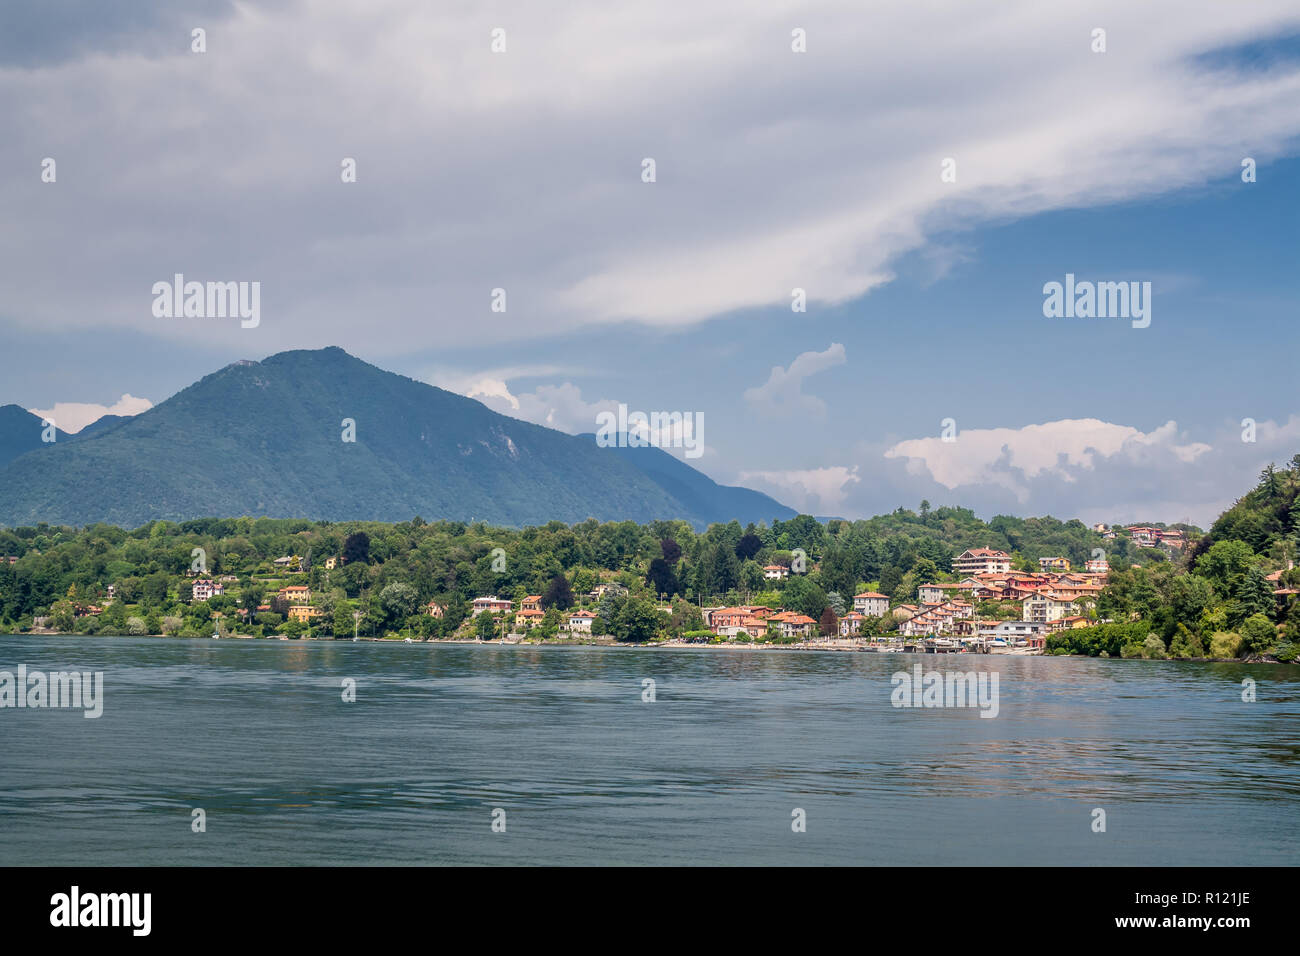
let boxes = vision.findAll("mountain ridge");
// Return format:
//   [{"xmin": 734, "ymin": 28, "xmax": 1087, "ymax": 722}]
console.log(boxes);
[{"xmin": 0, "ymin": 347, "xmax": 794, "ymax": 529}]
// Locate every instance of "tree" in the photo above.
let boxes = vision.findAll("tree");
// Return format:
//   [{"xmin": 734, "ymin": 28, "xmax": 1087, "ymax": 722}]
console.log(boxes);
[
  {"xmin": 1230, "ymin": 567, "xmax": 1275, "ymax": 626},
  {"xmin": 783, "ymin": 576, "xmax": 827, "ymax": 618},
  {"xmin": 378, "ymin": 582, "xmax": 419, "ymax": 624},
  {"xmin": 1240, "ymin": 613, "xmax": 1277, "ymax": 655},
  {"xmin": 610, "ymin": 598, "xmax": 664, "ymax": 643},
  {"xmin": 819, "ymin": 606, "xmax": 838, "ymax": 637},
  {"xmin": 735, "ymin": 533, "xmax": 763, "ymax": 561},
  {"xmin": 334, "ymin": 601, "xmax": 356, "ymax": 638},
  {"xmin": 343, "ymin": 531, "xmax": 371, "ymax": 565},
  {"xmin": 474, "ymin": 611, "xmax": 499, "ymax": 641},
  {"xmin": 660, "ymin": 539, "xmax": 683, "ymax": 565},
  {"xmin": 541, "ymin": 574, "xmax": 575, "ymax": 610},
  {"xmin": 646, "ymin": 557, "xmax": 678, "ymax": 597}
]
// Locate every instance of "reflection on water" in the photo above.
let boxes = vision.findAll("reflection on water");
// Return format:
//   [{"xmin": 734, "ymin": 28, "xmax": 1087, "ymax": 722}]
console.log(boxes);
[{"xmin": 0, "ymin": 635, "xmax": 1296, "ymax": 865}]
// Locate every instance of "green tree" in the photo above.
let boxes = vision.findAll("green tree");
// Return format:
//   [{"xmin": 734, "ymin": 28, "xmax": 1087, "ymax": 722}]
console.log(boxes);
[
  {"xmin": 609, "ymin": 597, "xmax": 664, "ymax": 643},
  {"xmin": 1239, "ymin": 613, "xmax": 1277, "ymax": 655},
  {"xmin": 378, "ymin": 582, "xmax": 419, "ymax": 624}
]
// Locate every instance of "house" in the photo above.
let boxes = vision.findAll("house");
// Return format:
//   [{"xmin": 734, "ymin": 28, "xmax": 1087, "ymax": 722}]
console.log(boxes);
[
  {"xmin": 763, "ymin": 564, "xmax": 789, "ymax": 580},
  {"xmin": 716, "ymin": 614, "xmax": 769, "ymax": 639},
  {"xmin": 711, "ymin": 607, "xmax": 773, "ymax": 633},
  {"xmin": 1022, "ymin": 592, "xmax": 1078, "ymax": 624},
  {"xmin": 897, "ymin": 599, "xmax": 972, "ymax": 637},
  {"xmin": 324, "ymin": 557, "xmax": 339, "ymax": 570},
  {"xmin": 1126, "ymin": 526, "xmax": 1162, "ymax": 547},
  {"xmin": 852, "ymin": 591, "xmax": 890, "ymax": 616},
  {"xmin": 472, "ymin": 596, "xmax": 513, "ymax": 615},
  {"xmin": 1158, "ymin": 530, "xmax": 1185, "ymax": 550},
  {"xmin": 915, "ymin": 583, "xmax": 967, "ymax": 605},
  {"xmin": 1044, "ymin": 582, "xmax": 1104, "ymax": 604},
  {"xmin": 1059, "ymin": 615, "xmax": 1091, "ymax": 629},
  {"xmin": 952, "ymin": 548, "xmax": 1012, "ymax": 575},
  {"xmin": 978, "ymin": 620, "xmax": 1048, "ymax": 640},
  {"xmin": 426, "ymin": 601, "xmax": 445, "ymax": 618},
  {"xmin": 273, "ymin": 555, "xmax": 299, "ymax": 568},
  {"xmin": 516, "ymin": 608, "xmax": 545, "ymax": 628},
  {"xmin": 191, "ymin": 579, "xmax": 225, "ymax": 602},
  {"xmin": 521, "ymin": 595, "xmax": 542, "ymax": 613},
  {"xmin": 279, "ymin": 585, "xmax": 311, "ymax": 605},
  {"xmin": 567, "ymin": 610, "xmax": 597, "ymax": 633},
  {"xmin": 839, "ymin": 611, "xmax": 867, "ymax": 636},
  {"xmin": 767, "ymin": 612, "xmax": 815, "ymax": 639},
  {"xmin": 105, "ymin": 584, "xmax": 116, "ymax": 601},
  {"xmin": 287, "ymin": 605, "xmax": 324, "ymax": 623},
  {"xmin": 1039, "ymin": 556, "xmax": 1070, "ymax": 572},
  {"xmin": 589, "ymin": 583, "xmax": 628, "ymax": 600},
  {"xmin": 1085, "ymin": 557, "xmax": 1109, "ymax": 573}
]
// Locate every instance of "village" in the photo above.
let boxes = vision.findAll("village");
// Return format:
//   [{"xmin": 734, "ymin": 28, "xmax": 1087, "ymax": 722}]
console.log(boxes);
[{"xmin": 18, "ymin": 524, "xmax": 1241, "ymax": 655}]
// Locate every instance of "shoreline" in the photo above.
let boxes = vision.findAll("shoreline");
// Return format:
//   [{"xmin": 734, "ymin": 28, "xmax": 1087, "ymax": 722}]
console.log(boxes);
[{"xmin": 2, "ymin": 629, "xmax": 1291, "ymax": 664}]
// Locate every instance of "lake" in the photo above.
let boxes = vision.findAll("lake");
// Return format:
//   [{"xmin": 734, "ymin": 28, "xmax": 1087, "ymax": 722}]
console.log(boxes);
[{"xmin": 1, "ymin": 634, "xmax": 1297, "ymax": 865}]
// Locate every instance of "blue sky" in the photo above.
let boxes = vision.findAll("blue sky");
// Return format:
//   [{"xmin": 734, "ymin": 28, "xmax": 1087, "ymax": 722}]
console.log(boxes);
[{"xmin": 2, "ymin": 1, "xmax": 1298, "ymax": 526}]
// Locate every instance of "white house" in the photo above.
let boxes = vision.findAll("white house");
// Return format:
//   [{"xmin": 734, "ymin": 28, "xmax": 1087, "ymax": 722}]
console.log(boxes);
[
  {"xmin": 852, "ymin": 591, "xmax": 890, "ymax": 616},
  {"xmin": 191, "ymin": 579, "xmax": 225, "ymax": 602},
  {"xmin": 952, "ymin": 548, "xmax": 1012, "ymax": 576},
  {"xmin": 763, "ymin": 564, "xmax": 789, "ymax": 580},
  {"xmin": 567, "ymin": 610, "xmax": 597, "ymax": 633},
  {"xmin": 1022, "ymin": 593, "xmax": 1077, "ymax": 624}
]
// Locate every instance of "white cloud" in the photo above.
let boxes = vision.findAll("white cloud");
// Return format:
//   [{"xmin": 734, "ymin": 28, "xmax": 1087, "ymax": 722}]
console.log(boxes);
[
  {"xmin": 28, "ymin": 393, "xmax": 153, "ymax": 434},
  {"xmin": 883, "ymin": 418, "xmax": 1212, "ymax": 500},
  {"xmin": 739, "ymin": 465, "xmax": 861, "ymax": 514},
  {"xmin": 743, "ymin": 343, "xmax": 846, "ymax": 416},
  {"xmin": 2, "ymin": 1, "xmax": 1299, "ymax": 352}
]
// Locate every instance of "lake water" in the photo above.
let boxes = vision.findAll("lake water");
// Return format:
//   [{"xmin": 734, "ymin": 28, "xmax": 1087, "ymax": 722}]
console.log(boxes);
[{"xmin": 1, "ymin": 634, "xmax": 1297, "ymax": 865}]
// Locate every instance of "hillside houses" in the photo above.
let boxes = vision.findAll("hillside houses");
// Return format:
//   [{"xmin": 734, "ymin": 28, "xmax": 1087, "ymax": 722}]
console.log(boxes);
[
  {"xmin": 1126, "ymin": 525, "xmax": 1186, "ymax": 550},
  {"xmin": 952, "ymin": 548, "xmax": 1013, "ymax": 575},
  {"xmin": 898, "ymin": 600, "xmax": 973, "ymax": 637}
]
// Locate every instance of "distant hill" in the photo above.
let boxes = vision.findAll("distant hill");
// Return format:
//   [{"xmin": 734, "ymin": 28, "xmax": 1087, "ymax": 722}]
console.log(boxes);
[
  {"xmin": 580, "ymin": 434, "xmax": 792, "ymax": 527},
  {"xmin": 71, "ymin": 414, "xmax": 132, "ymax": 441},
  {"xmin": 0, "ymin": 405, "xmax": 70, "ymax": 468},
  {"xmin": 0, "ymin": 347, "xmax": 793, "ymax": 529}
]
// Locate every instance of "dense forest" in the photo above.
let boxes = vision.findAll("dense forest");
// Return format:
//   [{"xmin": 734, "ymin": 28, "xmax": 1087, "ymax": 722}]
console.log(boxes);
[{"xmin": 1, "ymin": 456, "xmax": 1297, "ymax": 659}]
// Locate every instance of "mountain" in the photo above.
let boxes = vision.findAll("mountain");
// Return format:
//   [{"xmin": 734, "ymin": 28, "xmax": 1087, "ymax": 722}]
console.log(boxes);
[
  {"xmin": 71, "ymin": 413, "xmax": 132, "ymax": 441},
  {"xmin": 0, "ymin": 405, "xmax": 70, "ymax": 468},
  {"xmin": 0, "ymin": 347, "xmax": 793, "ymax": 529},
  {"xmin": 581, "ymin": 434, "xmax": 792, "ymax": 529}
]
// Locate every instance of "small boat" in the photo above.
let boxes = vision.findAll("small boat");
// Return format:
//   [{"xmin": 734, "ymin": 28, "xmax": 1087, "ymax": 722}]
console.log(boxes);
[
  {"xmin": 211, "ymin": 632, "xmax": 220, "ymax": 639},
  {"xmin": 403, "ymin": 637, "xmax": 413, "ymax": 644}
]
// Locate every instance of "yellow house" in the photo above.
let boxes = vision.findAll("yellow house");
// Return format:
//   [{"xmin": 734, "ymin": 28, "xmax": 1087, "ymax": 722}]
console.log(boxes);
[{"xmin": 288, "ymin": 605, "xmax": 323, "ymax": 623}]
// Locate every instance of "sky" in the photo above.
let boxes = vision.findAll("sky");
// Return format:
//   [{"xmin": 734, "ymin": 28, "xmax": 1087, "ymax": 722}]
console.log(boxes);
[{"xmin": 1, "ymin": 0, "xmax": 1298, "ymax": 527}]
